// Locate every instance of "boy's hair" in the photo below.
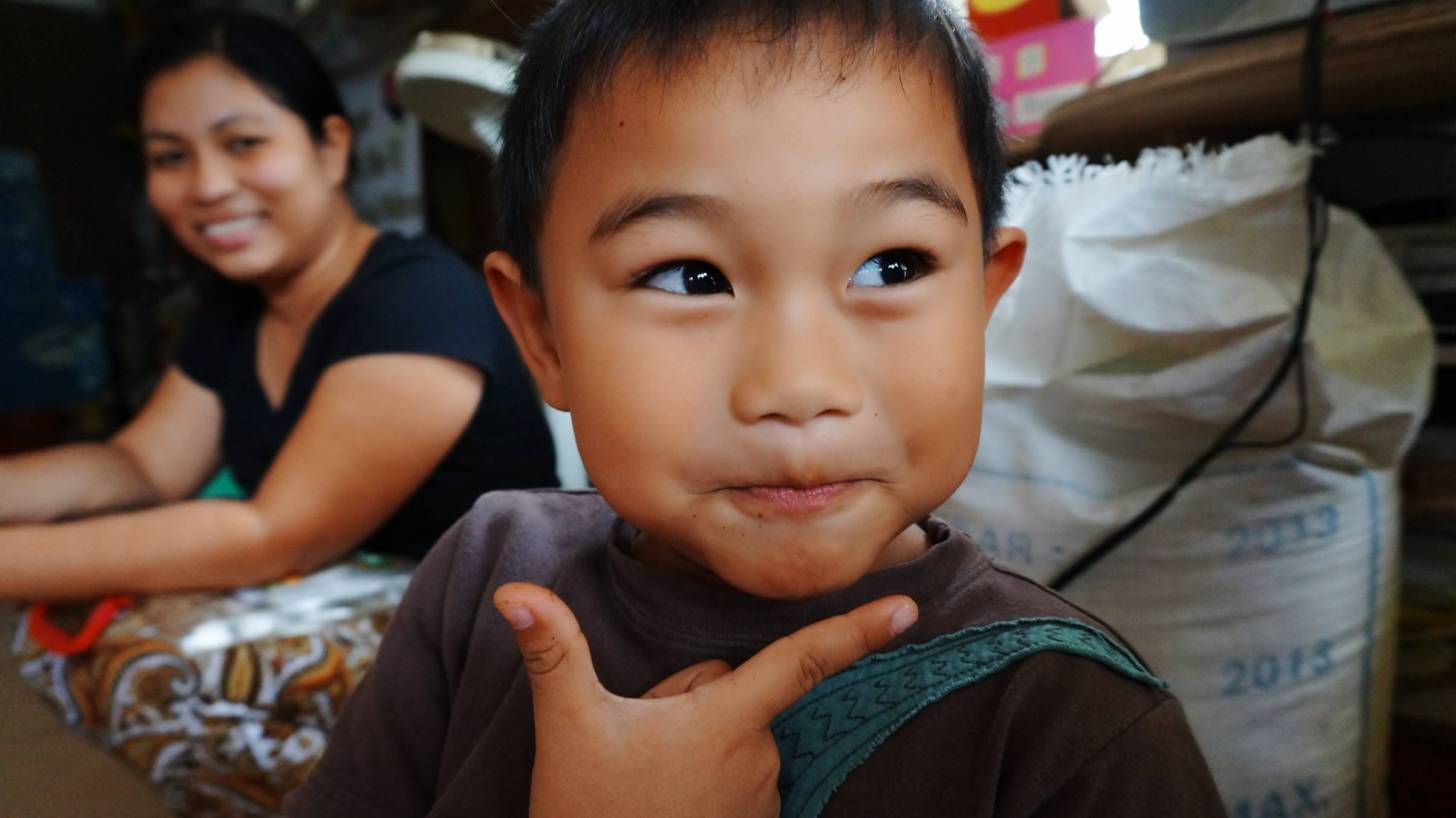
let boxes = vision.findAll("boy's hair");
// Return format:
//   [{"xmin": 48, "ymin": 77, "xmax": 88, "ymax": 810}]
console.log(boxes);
[{"xmin": 495, "ymin": 0, "xmax": 1006, "ymax": 290}]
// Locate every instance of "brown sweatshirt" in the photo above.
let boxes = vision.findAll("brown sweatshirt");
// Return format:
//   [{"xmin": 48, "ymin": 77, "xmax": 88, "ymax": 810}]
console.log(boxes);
[{"xmin": 285, "ymin": 490, "xmax": 1227, "ymax": 818}]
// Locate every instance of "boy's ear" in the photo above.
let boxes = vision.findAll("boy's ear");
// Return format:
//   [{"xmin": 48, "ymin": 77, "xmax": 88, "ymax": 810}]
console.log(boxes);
[
  {"xmin": 484, "ymin": 252, "xmax": 569, "ymax": 410},
  {"xmin": 982, "ymin": 227, "xmax": 1027, "ymax": 321}
]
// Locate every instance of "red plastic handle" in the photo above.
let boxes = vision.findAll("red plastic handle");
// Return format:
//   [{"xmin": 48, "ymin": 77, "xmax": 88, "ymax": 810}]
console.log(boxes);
[{"xmin": 27, "ymin": 595, "xmax": 135, "ymax": 655}]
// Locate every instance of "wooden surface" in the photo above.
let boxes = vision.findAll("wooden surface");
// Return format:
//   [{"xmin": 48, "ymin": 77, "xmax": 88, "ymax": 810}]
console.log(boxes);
[
  {"xmin": 0, "ymin": 608, "xmax": 171, "ymax": 818},
  {"xmin": 1034, "ymin": 0, "xmax": 1456, "ymax": 160}
]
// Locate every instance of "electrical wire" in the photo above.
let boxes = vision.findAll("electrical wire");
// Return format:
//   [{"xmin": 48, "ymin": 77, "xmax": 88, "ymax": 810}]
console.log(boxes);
[{"xmin": 1050, "ymin": 0, "xmax": 1333, "ymax": 590}]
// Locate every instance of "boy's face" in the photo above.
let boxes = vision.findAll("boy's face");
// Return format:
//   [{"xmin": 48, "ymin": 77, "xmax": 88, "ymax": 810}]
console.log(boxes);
[{"xmin": 488, "ymin": 39, "xmax": 1024, "ymax": 600}]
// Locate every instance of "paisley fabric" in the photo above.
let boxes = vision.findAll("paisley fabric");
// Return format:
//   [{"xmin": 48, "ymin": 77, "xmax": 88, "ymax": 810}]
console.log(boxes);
[
  {"xmin": 8, "ymin": 556, "xmax": 412, "ymax": 817},
  {"xmin": 771, "ymin": 617, "xmax": 1167, "ymax": 818}
]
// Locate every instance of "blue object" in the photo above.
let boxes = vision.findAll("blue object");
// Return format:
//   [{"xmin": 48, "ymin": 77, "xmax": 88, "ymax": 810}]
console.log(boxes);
[{"xmin": 0, "ymin": 148, "xmax": 110, "ymax": 411}]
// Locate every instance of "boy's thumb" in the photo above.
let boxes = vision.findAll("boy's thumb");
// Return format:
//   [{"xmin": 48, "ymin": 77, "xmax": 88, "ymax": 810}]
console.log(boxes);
[
  {"xmin": 493, "ymin": 582, "xmax": 603, "ymax": 709},
  {"xmin": 730, "ymin": 595, "xmax": 917, "ymax": 728}
]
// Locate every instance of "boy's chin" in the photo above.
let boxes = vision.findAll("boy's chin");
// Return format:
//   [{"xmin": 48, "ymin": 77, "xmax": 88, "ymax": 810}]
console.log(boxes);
[
  {"xmin": 705, "ymin": 531, "xmax": 926, "ymax": 601},
  {"xmin": 630, "ymin": 501, "xmax": 931, "ymax": 599}
]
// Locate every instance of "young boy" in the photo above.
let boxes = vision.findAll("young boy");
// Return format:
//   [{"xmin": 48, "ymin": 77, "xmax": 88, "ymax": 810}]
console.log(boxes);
[{"xmin": 286, "ymin": 1, "xmax": 1226, "ymax": 816}]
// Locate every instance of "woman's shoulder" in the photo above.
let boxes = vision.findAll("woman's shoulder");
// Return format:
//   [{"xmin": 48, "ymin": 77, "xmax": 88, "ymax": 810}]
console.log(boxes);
[
  {"xmin": 315, "ymin": 231, "xmax": 508, "ymax": 365},
  {"xmin": 354, "ymin": 231, "xmax": 482, "ymax": 292}
]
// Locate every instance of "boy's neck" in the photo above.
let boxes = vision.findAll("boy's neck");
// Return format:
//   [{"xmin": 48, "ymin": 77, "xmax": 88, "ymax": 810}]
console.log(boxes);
[
  {"xmin": 875, "ymin": 524, "xmax": 934, "ymax": 571},
  {"xmin": 632, "ymin": 523, "xmax": 932, "ymax": 596}
]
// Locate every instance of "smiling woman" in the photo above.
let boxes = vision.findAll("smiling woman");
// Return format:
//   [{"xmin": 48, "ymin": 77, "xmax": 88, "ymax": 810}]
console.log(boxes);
[
  {"xmin": 139, "ymin": 53, "xmax": 355, "ymax": 291},
  {"xmin": 0, "ymin": 9, "xmax": 558, "ymax": 601}
]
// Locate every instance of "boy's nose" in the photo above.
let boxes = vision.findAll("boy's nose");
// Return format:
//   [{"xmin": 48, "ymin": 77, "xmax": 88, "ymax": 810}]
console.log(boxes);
[{"xmin": 729, "ymin": 301, "xmax": 863, "ymax": 426}]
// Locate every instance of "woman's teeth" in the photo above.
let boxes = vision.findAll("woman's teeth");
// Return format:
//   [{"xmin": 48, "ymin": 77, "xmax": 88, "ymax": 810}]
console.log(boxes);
[{"xmin": 202, "ymin": 215, "xmax": 262, "ymax": 237}]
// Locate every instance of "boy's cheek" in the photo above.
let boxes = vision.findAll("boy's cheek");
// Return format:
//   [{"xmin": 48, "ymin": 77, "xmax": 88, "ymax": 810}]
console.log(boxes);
[
  {"xmin": 899, "ymin": 393, "xmax": 981, "ymax": 493},
  {"xmin": 564, "ymin": 369, "xmax": 712, "ymax": 497},
  {"xmin": 893, "ymin": 362, "xmax": 986, "ymax": 503}
]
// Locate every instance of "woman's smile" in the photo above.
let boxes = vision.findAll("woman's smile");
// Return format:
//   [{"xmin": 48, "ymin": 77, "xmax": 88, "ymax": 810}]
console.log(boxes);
[{"xmin": 197, "ymin": 214, "xmax": 266, "ymax": 251}]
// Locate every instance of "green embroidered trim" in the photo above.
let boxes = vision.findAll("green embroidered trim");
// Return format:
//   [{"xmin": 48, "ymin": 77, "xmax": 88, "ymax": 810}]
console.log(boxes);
[{"xmin": 770, "ymin": 617, "xmax": 1166, "ymax": 818}]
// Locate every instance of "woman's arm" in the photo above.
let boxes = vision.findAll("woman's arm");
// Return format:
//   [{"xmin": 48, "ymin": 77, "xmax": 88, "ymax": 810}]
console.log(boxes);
[
  {"xmin": 0, "ymin": 368, "xmax": 224, "ymax": 524},
  {"xmin": 0, "ymin": 354, "xmax": 484, "ymax": 600}
]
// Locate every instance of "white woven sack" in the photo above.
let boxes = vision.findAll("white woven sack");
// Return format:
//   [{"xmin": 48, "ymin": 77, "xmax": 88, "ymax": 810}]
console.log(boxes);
[{"xmin": 939, "ymin": 135, "xmax": 1434, "ymax": 818}]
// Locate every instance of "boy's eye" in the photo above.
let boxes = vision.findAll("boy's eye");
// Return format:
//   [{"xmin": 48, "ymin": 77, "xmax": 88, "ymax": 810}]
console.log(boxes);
[
  {"xmin": 850, "ymin": 249, "xmax": 933, "ymax": 288},
  {"xmin": 639, "ymin": 260, "xmax": 734, "ymax": 296}
]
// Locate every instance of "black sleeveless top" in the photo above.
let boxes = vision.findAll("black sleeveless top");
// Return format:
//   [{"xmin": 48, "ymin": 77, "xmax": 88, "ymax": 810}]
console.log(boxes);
[{"xmin": 174, "ymin": 232, "xmax": 558, "ymax": 560}]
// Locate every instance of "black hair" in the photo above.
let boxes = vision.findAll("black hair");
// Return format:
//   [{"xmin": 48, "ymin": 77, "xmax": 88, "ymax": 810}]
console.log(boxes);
[
  {"xmin": 496, "ymin": 0, "xmax": 1006, "ymax": 289},
  {"xmin": 128, "ymin": 9, "xmax": 351, "ymax": 163}
]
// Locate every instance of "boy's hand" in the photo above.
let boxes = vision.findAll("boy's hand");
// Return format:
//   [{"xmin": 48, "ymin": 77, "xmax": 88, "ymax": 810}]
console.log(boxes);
[{"xmin": 494, "ymin": 582, "xmax": 917, "ymax": 818}]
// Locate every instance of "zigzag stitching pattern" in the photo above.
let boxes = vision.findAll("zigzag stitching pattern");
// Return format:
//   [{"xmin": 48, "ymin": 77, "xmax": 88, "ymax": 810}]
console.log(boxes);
[{"xmin": 770, "ymin": 617, "xmax": 1166, "ymax": 818}]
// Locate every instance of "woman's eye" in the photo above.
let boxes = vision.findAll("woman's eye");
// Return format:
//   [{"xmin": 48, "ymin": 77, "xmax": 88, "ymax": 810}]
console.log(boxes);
[
  {"xmin": 227, "ymin": 136, "xmax": 263, "ymax": 153},
  {"xmin": 640, "ymin": 260, "xmax": 733, "ymax": 296},
  {"xmin": 850, "ymin": 249, "xmax": 933, "ymax": 288},
  {"xmin": 147, "ymin": 151, "xmax": 186, "ymax": 169}
]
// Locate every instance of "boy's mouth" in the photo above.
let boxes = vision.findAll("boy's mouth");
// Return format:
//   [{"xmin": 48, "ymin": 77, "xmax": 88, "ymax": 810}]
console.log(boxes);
[{"xmin": 732, "ymin": 481, "xmax": 860, "ymax": 514}]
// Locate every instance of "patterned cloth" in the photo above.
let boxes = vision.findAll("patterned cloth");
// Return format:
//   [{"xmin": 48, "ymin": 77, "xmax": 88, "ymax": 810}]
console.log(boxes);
[{"xmin": 8, "ymin": 556, "xmax": 413, "ymax": 817}]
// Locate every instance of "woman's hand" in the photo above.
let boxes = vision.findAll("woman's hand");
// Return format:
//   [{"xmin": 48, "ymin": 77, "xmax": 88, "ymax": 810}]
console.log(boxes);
[
  {"xmin": 0, "ymin": 354, "xmax": 482, "ymax": 601},
  {"xmin": 493, "ymin": 582, "xmax": 918, "ymax": 818},
  {"xmin": 0, "ymin": 368, "xmax": 223, "ymax": 525}
]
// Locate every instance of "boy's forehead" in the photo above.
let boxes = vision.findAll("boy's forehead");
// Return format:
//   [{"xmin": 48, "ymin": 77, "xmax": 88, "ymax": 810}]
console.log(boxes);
[{"xmin": 541, "ymin": 34, "xmax": 977, "ymax": 238}]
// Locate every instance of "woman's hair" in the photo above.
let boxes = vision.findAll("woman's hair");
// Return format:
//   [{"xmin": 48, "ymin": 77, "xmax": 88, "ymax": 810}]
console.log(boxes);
[{"xmin": 128, "ymin": 9, "xmax": 351, "ymax": 151}]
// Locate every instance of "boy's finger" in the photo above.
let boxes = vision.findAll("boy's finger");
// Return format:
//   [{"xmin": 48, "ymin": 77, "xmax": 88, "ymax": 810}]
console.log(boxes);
[
  {"xmin": 493, "ymin": 582, "xmax": 604, "ymax": 710},
  {"xmin": 726, "ymin": 595, "xmax": 917, "ymax": 728},
  {"xmin": 641, "ymin": 659, "xmax": 733, "ymax": 699}
]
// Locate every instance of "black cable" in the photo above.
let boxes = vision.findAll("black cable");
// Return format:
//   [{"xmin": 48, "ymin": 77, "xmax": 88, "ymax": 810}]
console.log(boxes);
[
  {"xmin": 1229, "ymin": 352, "xmax": 1308, "ymax": 449},
  {"xmin": 1050, "ymin": 0, "xmax": 1332, "ymax": 590}
]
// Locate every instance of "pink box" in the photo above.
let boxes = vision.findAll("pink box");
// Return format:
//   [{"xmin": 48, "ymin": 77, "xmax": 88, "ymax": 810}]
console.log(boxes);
[{"xmin": 985, "ymin": 17, "xmax": 1099, "ymax": 138}]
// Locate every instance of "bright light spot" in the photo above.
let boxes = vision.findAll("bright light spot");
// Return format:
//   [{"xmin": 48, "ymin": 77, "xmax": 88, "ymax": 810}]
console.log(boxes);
[{"xmin": 1095, "ymin": 0, "xmax": 1150, "ymax": 57}]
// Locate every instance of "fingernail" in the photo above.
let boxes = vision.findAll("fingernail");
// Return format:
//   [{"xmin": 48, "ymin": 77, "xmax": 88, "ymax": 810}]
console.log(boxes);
[
  {"xmin": 889, "ymin": 603, "xmax": 917, "ymax": 636},
  {"xmin": 499, "ymin": 604, "xmax": 535, "ymax": 631}
]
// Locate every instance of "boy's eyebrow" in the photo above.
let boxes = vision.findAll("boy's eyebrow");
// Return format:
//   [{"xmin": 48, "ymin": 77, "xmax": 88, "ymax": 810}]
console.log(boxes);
[
  {"xmin": 855, "ymin": 176, "xmax": 968, "ymax": 224},
  {"xmin": 590, "ymin": 175, "xmax": 967, "ymax": 242},
  {"xmin": 591, "ymin": 193, "xmax": 732, "ymax": 243}
]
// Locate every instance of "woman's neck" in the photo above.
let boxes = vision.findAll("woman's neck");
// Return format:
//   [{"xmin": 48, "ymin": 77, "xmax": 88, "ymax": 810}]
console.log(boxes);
[{"xmin": 259, "ymin": 206, "xmax": 378, "ymax": 329}]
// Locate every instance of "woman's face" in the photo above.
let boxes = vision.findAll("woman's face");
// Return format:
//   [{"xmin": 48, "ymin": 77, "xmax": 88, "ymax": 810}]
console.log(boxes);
[{"xmin": 141, "ymin": 55, "xmax": 349, "ymax": 283}]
